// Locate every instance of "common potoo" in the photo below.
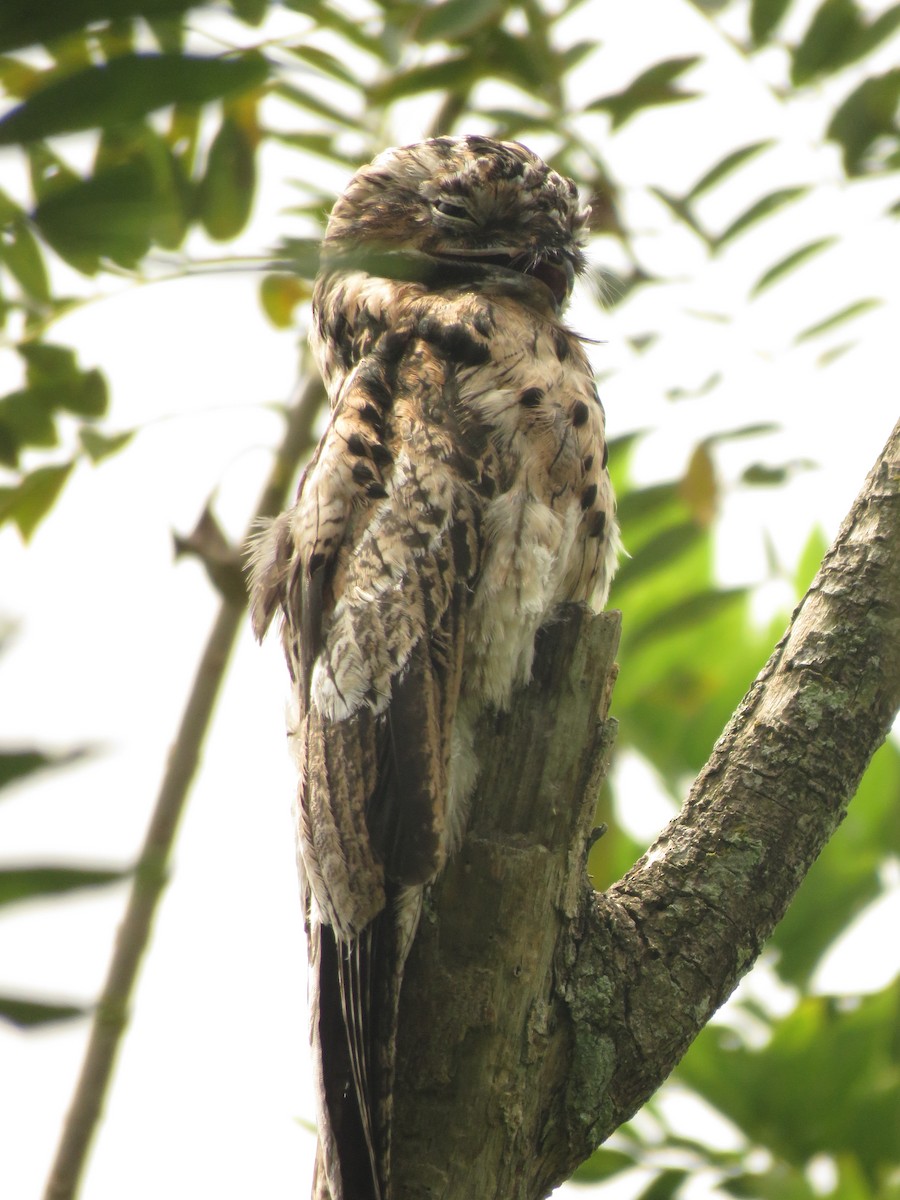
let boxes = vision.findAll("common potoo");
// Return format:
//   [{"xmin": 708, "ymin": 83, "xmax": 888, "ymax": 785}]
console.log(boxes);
[{"xmin": 250, "ymin": 135, "xmax": 618, "ymax": 1200}]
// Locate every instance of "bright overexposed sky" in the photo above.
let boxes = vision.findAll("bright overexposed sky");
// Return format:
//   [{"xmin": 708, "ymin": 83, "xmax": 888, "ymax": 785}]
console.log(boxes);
[{"xmin": 1, "ymin": 3, "xmax": 898, "ymax": 1198}]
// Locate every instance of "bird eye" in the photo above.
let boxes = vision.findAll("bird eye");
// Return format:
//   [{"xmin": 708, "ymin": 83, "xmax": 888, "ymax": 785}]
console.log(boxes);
[{"xmin": 433, "ymin": 199, "xmax": 471, "ymax": 222}]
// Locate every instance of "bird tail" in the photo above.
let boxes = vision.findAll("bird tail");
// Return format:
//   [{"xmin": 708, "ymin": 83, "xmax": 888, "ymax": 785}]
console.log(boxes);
[{"xmin": 310, "ymin": 886, "xmax": 422, "ymax": 1200}]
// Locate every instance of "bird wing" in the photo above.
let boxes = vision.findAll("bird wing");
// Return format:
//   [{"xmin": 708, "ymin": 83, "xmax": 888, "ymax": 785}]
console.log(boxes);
[{"xmin": 250, "ymin": 317, "xmax": 488, "ymax": 1199}]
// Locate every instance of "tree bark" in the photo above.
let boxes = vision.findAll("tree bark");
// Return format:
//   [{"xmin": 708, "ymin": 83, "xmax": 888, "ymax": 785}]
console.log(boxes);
[{"xmin": 392, "ymin": 418, "xmax": 900, "ymax": 1199}]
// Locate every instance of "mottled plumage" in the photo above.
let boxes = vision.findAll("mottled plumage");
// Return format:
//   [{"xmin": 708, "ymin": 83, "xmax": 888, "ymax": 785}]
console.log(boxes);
[{"xmin": 250, "ymin": 135, "xmax": 618, "ymax": 1200}]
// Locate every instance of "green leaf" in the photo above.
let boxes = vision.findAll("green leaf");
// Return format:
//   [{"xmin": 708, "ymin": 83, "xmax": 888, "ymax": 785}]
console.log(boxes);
[
  {"xmin": 827, "ymin": 71, "xmax": 900, "ymax": 176},
  {"xmin": 791, "ymin": 0, "xmax": 863, "ymax": 85},
  {"xmin": 1, "ymin": 219, "xmax": 50, "ymax": 300},
  {"xmin": 103, "ymin": 122, "xmax": 191, "ymax": 249},
  {"xmin": 587, "ymin": 56, "xmax": 701, "ymax": 129},
  {"xmin": 570, "ymin": 1147, "xmax": 636, "ymax": 1183},
  {"xmin": 651, "ymin": 186, "xmax": 709, "ymax": 243},
  {"xmin": 229, "ymin": 0, "xmax": 267, "ymax": 25},
  {"xmin": 678, "ymin": 984, "xmax": 900, "ymax": 1177},
  {"xmin": 853, "ymin": 5, "xmax": 900, "ymax": 65},
  {"xmin": 750, "ymin": 238, "xmax": 837, "ymax": 297},
  {"xmin": 60, "ymin": 369, "xmax": 108, "ymax": 416},
  {"xmin": 769, "ymin": 738, "xmax": 900, "ymax": 985},
  {"xmin": 741, "ymin": 460, "xmax": 815, "ymax": 486},
  {"xmin": 284, "ymin": 44, "xmax": 363, "ymax": 88},
  {"xmin": 269, "ymin": 131, "xmax": 360, "ymax": 167},
  {"xmin": 665, "ymin": 372, "xmax": 722, "ymax": 403},
  {"xmin": 34, "ymin": 162, "xmax": 160, "ymax": 271},
  {"xmin": 750, "ymin": 0, "xmax": 793, "ymax": 45},
  {"xmin": 16, "ymin": 347, "xmax": 109, "ymax": 417},
  {"xmin": 368, "ymin": 55, "xmax": 479, "ymax": 104},
  {"xmin": 791, "ymin": 0, "xmax": 900, "ymax": 86},
  {"xmin": 274, "ymin": 82, "xmax": 360, "ymax": 129},
  {"xmin": 627, "ymin": 588, "xmax": 747, "ymax": 652},
  {"xmin": 0, "ymin": 386, "xmax": 58, "ymax": 465},
  {"xmin": 705, "ymin": 422, "xmax": 781, "ymax": 444},
  {"xmin": 79, "ymin": 426, "xmax": 135, "ymax": 462},
  {"xmin": 0, "ymin": 0, "xmax": 198, "ymax": 55},
  {"xmin": 833, "ymin": 1155, "xmax": 878, "ymax": 1200},
  {"xmin": 415, "ymin": 0, "xmax": 505, "ymax": 43},
  {"xmin": 615, "ymin": 482, "xmax": 680, "ymax": 527},
  {"xmin": 481, "ymin": 27, "xmax": 563, "ymax": 100},
  {"xmin": 794, "ymin": 298, "xmax": 881, "ymax": 343},
  {"xmin": 613, "ymin": 523, "xmax": 707, "ymax": 593},
  {"xmin": 638, "ymin": 1170, "xmax": 689, "ymax": 1200},
  {"xmin": 0, "ymin": 994, "xmax": 88, "ymax": 1029},
  {"xmin": 685, "ymin": 141, "xmax": 773, "ymax": 203},
  {"xmin": 19, "ymin": 341, "xmax": 78, "ymax": 383},
  {"xmin": 721, "ymin": 1164, "xmax": 817, "ymax": 1199},
  {"xmin": 714, "ymin": 187, "xmax": 809, "ymax": 251},
  {"xmin": 0, "ymin": 747, "xmax": 90, "ymax": 793},
  {"xmin": 0, "ymin": 53, "xmax": 268, "ymax": 145},
  {"xmin": 816, "ymin": 341, "xmax": 855, "ymax": 367},
  {"xmin": 26, "ymin": 141, "xmax": 80, "ymax": 204},
  {"xmin": 259, "ymin": 274, "xmax": 312, "ymax": 328},
  {"xmin": 0, "ymin": 55, "xmax": 43, "ymax": 98},
  {"xmin": 0, "ymin": 461, "xmax": 74, "ymax": 539},
  {"xmin": 270, "ymin": 237, "xmax": 322, "ymax": 279},
  {"xmin": 197, "ymin": 114, "xmax": 257, "ymax": 241},
  {"xmin": 0, "ymin": 863, "xmax": 130, "ymax": 908}
]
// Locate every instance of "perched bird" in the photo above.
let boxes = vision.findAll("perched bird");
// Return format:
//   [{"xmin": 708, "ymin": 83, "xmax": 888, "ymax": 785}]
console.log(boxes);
[{"xmin": 250, "ymin": 135, "xmax": 618, "ymax": 1200}]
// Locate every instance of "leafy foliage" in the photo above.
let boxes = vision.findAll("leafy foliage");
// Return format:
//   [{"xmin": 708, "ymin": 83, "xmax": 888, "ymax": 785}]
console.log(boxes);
[{"xmin": 1, "ymin": 0, "xmax": 897, "ymax": 1195}]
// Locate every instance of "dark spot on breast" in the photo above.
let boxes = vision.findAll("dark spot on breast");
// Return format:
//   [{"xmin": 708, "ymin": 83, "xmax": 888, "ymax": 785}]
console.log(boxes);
[
  {"xmin": 421, "ymin": 505, "xmax": 446, "ymax": 528},
  {"xmin": 588, "ymin": 510, "xmax": 606, "ymax": 538},
  {"xmin": 519, "ymin": 387, "xmax": 544, "ymax": 408},
  {"xmin": 346, "ymin": 433, "xmax": 367, "ymax": 456},
  {"xmin": 450, "ymin": 520, "xmax": 472, "ymax": 580},
  {"xmin": 583, "ymin": 454, "xmax": 594, "ymax": 470},
  {"xmin": 367, "ymin": 483, "xmax": 388, "ymax": 500},
  {"xmin": 352, "ymin": 461, "xmax": 375, "ymax": 486},
  {"xmin": 358, "ymin": 403, "xmax": 383, "ymax": 429},
  {"xmin": 377, "ymin": 329, "xmax": 409, "ymax": 362},
  {"xmin": 448, "ymin": 450, "xmax": 479, "ymax": 481},
  {"xmin": 476, "ymin": 475, "xmax": 497, "ymax": 499},
  {"xmin": 418, "ymin": 317, "xmax": 491, "ymax": 367},
  {"xmin": 581, "ymin": 483, "xmax": 598, "ymax": 510},
  {"xmin": 601, "ymin": 442, "xmax": 609, "ymax": 470},
  {"xmin": 330, "ymin": 311, "xmax": 348, "ymax": 347},
  {"xmin": 553, "ymin": 328, "xmax": 570, "ymax": 361},
  {"xmin": 572, "ymin": 401, "xmax": 589, "ymax": 427},
  {"xmin": 308, "ymin": 552, "xmax": 326, "ymax": 574},
  {"xmin": 357, "ymin": 363, "xmax": 392, "ymax": 409},
  {"xmin": 371, "ymin": 442, "xmax": 393, "ymax": 469}
]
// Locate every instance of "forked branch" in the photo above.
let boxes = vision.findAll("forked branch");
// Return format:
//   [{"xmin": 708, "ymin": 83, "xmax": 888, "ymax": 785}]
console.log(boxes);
[{"xmin": 392, "ymin": 418, "xmax": 900, "ymax": 1199}]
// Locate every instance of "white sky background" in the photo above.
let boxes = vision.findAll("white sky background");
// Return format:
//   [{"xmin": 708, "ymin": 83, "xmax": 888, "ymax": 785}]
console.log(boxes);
[{"xmin": 1, "ymin": 1, "xmax": 899, "ymax": 1197}]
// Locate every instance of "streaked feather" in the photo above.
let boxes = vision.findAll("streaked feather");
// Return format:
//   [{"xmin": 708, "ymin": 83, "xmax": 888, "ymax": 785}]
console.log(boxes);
[{"xmin": 250, "ymin": 135, "xmax": 618, "ymax": 1200}]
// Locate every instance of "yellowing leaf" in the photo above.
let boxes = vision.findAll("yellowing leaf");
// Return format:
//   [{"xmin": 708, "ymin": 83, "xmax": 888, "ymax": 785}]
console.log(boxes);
[
  {"xmin": 259, "ymin": 274, "xmax": 312, "ymax": 328},
  {"xmin": 679, "ymin": 444, "xmax": 717, "ymax": 527},
  {"xmin": 0, "ymin": 461, "xmax": 74, "ymax": 539}
]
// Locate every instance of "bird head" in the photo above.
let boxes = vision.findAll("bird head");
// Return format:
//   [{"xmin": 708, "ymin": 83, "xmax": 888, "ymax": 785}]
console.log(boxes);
[{"xmin": 320, "ymin": 135, "xmax": 590, "ymax": 312}]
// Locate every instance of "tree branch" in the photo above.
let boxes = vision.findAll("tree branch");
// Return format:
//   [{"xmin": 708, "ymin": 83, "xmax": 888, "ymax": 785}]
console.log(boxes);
[
  {"xmin": 587, "ymin": 416, "xmax": 900, "ymax": 1152},
  {"xmin": 393, "ymin": 606, "xmax": 622, "ymax": 1200},
  {"xmin": 43, "ymin": 371, "xmax": 326, "ymax": 1200},
  {"xmin": 391, "ymin": 418, "xmax": 900, "ymax": 1199}
]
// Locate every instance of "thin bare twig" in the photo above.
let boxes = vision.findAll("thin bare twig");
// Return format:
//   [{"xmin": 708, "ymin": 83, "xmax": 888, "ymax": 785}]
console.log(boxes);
[{"xmin": 44, "ymin": 371, "xmax": 326, "ymax": 1200}]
